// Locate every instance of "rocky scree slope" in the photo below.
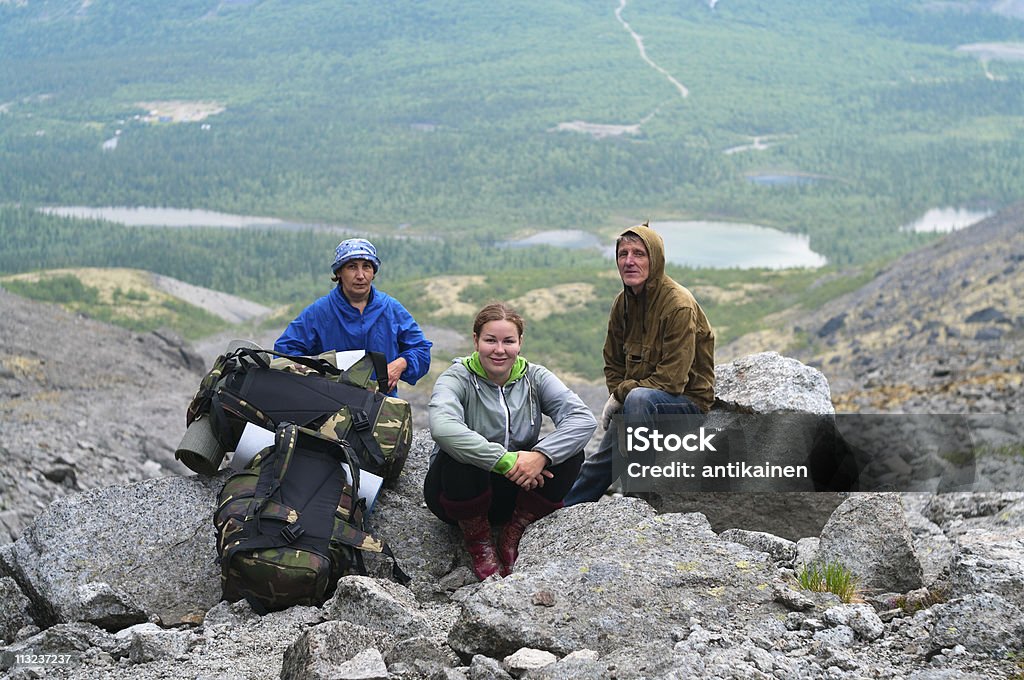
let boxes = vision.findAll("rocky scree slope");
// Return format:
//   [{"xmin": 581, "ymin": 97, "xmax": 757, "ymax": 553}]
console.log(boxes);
[
  {"xmin": 0, "ymin": 334, "xmax": 1022, "ymax": 678},
  {"xmin": 766, "ymin": 204, "xmax": 1024, "ymax": 414},
  {"xmin": 0, "ymin": 287, "xmax": 203, "ymax": 544}
]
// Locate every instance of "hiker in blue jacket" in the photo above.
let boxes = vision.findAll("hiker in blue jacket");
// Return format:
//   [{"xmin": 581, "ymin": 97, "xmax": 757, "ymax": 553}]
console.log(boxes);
[{"xmin": 274, "ymin": 238, "xmax": 432, "ymax": 396}]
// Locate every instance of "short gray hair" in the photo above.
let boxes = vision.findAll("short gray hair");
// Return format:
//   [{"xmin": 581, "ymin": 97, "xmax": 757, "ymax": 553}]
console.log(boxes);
[{"xmin": 616, "ymin": 231, "xmax": 645, "ymax": 251}]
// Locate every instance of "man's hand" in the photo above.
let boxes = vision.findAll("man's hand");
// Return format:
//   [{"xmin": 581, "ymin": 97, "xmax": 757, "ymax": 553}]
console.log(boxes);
[
  {"xmin": 504, "ymin": 451, "xmax": 553, "ymax": 491},
  {"xmin": 386, "ymin": 357, "xmax": 408, "ymax": 392},
  {"xmin": 601, "ymin": 394, "xmax": 622, "ymax": 430}
]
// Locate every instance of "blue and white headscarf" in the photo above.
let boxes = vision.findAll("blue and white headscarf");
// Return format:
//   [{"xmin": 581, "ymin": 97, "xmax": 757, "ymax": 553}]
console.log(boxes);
[{"xmin": 331, "ymin": 238, "xmax": 381, "ymax": 273}]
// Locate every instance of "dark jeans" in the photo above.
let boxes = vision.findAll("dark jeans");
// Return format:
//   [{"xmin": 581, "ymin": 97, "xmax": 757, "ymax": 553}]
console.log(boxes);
[
  {"xmin": 424, "ymin": 449, "xmax": 584, "ymax": 526},
  {"xmin": 564, "ymin": 388, "xmax": 702, "ymax": 506}
]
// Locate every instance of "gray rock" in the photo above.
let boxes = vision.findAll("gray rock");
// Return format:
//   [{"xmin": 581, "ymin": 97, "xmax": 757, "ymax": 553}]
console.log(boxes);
[
  {"xmin": 907, "ymin": 670, "xmax": 993, "ymax": 680},
  {"xmin": 279, "ymin": 621, "xmax": 392, "ymax": 680},
  {"xmin": 772, "ymin": 584, "xmax": 816, "ymax": 611},
  {"xmin": 796, "ymin": 537, "xmax": 820, "ymax": 567},
  {"xmin": 0, "ymin": 577, "xmax": 33, "ymax": 644},
  {"xmin": 905, "ymin": 510, "xmax": 956, "ymax": 587},
  {"xmin": 818, "ymin": 493, "xmax": 924, "ymax": 593},
  {"xmin": 65, "ymin": 581, "xmax": 146, "ymax": 631},
  {"xmin": 929, "ymin": 593, "xmax": 1024, "ymax": 656},
  {"xmin": 522, "ymin": 656, "xmax": 608, "ymax": 680},
  {"xmin": 974, "ymin": 326, "xmax": 1004, "ymax": 341},
  {"xmin": 125, "ymin": 622, "xmax": 194, "ymax": 663},
  {"xmin": 333, "ymin": 647, "xmax": 388, "ymax": 680},
  {"xmin": 650, "ymin": 354, "xmax": 850, "ymax": 540},
  {"xmin": 200, "ymin": 599, "xmax": 259, "ymax": 631},
  {"xmin": 714, "ymin": 351, "xmax": 834, "ymax": 416},
  {"xmin": 0, "ymin": 622, "xmax": 119, "ymax": 671},
  {"xmin": 818, "ymin": 313, "xmax": 848, "ymax": 337},
  {"xmin": 503, "ymin": 647, "xmax": 557, "ymax": 672},
  {"xmin": 948, "ymin": 526, "xmax": 1024, "ymax": 609},
  {"xmin": 813, "ymin": 623, "xmax": 856, "ymax": 649},
  {"xmin": 384, "ymin": 636, "xmax": 461, "ymax": 678},
  {"xmin": 964, "ymin": 307, "xmax": 1010, "ymax": 324},
  {"xmin": 648, "ymin": 491, "xmax": 847, "ymax": 541},
  {"xmin": 448, "ymin": 497, "xmax": 786, "ymax": 659},
  {"xmin": 322, "ymin": 575, "xmax": 431, "ymax": 640},
  {"xmin": 468, "ymin": 654, "xmax": 514, "ymax": 680},
  {"xmin": 719, "ymin": 528, "xmax": 797, "ymax": 564},
  {"xmin": 821, "ymin": 604, "xmax": 885, "ymax": 641},
  {"xmin": 0, "ymin": 289, "xmax": 201, "ymax": 545},
  {"xmin": 2, "ymin": 475, "xmax": 223, "ymax": 628},
  {"xmin": 921, "ymin": 492, "xmax": 1024, "ymax": 527}
]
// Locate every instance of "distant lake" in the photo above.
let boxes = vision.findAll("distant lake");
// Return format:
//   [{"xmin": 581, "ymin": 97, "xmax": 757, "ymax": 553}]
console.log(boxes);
[
  {"xmin": 503, "ymin": 224, "xmax": 827, "ymax": 269},
  {"xmin": 45, "ymin": 207, "xmax": 827, "ymax": 269},
  {"xmin": 900, "ymin": 207, "xmax": 993, "ymax": 233},
  {"xmin": 745, "ymin": 172, "xmax": 821, "ymax": 187},
  {"xmin": 37, "ymin": 206, "xmax": 359, "ymax": 234},
  {"xmin": 500, "ymin": 230, "xmax": 602, "ymax": 250},
  {"xmin": 647, "ymin": 221, "xmax": 827, "ymax": 269},
  {"xmin": 39, "ymin": 206, "xmax": 287, "ymax": 228}
]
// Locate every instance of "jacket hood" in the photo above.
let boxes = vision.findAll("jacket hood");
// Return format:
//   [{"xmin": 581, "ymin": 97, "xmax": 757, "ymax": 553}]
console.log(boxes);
[
  {"xmin": 462, "ymin": 352, "xmax": 529, "ymax": 384},
  {"xmin": 618, "ymin": 224, "xmax": 666, "ymax": 294}
]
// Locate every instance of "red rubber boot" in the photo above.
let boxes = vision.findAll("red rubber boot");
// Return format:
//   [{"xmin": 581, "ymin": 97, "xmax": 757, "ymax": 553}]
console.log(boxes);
[
  {"xmin": 498, "ymin": 492, "xmax": 562, "ymax": 575},
  {"xmin": 440, "ymin": 490, "xmax": 501, "ymax": 581}
]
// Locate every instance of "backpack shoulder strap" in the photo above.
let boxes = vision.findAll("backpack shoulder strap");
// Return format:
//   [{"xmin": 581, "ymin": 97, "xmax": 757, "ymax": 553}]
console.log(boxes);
[{"xmin": 363, "ymin": 351, "xmax": 390, "ymax": 394}]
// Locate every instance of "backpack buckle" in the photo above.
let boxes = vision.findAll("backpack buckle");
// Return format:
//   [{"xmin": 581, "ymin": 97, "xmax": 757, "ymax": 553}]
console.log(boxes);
[
  {"xmin": 281, "ymin": 523, "xmax": 304, "ymax": 542},
  {"xmin": 352, "ymin": 409, "xmax": 371, "ymax": 432}
]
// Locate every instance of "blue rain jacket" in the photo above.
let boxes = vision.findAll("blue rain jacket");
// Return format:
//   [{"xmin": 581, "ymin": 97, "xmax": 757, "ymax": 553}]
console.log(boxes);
[{"xmin": 274, "ymin": 286, "xmax": 432, "ymax": 396}]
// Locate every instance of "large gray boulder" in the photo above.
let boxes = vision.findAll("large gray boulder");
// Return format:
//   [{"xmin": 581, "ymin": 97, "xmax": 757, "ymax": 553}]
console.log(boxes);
[
  {"xmin": 817, "ymin": 493, "xmax": 924, "ymax": 593},
  {"xmin": 948, "ymin": 525, "xmax": 1024, "ymax": 610},
  {"xmin": 321, "ymin": 576, "xmax": 435, "ymax": 641},
  {"xmin": 0, "ymin": 475, "xmax": 223, "ymax": 629},
  {"xmin": 648, "ymin": 351, "xmax": 847, "ymax": 540},
  {"xmin": 714, "ymin": 351, "xmax": 834, "ymax": 416},
  {"xmin": 929, "ymin": 593, "xmax": 1024, "ymax": 657},
  {"xmin": 447, "ymin": 497, "xmax": 788, "ymax": 659},
  {"xmin": 280, "ymin": 621, "xmax": 392, "ymax": 680}
]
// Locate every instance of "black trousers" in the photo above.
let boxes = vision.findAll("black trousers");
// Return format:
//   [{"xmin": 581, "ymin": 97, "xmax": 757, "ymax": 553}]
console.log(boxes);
[{"xmin": 423, "ymin": 449, "xmax": 584, "ymax": 526}]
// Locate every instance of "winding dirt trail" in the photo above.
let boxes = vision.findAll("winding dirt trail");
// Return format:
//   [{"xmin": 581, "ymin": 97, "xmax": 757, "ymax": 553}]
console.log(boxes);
[{"xmin": 615, "ymin": 0, "xmax": 689, "ymax": 98}]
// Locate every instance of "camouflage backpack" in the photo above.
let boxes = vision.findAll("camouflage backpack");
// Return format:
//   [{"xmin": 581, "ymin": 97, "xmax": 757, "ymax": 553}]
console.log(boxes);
[
  {"xmin": 215, "ymin": 422, "xmax": 408, "ymax": 613},
  {"xmin": 180, "ymin": 345, "xmax": 413, "ymax": 483}
]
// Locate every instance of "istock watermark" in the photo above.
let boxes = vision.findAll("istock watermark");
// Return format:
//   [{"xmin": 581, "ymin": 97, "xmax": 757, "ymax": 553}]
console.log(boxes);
[
  {"xmin": 625, "ymin": 426, "xmax": 718, "ymax": 453},
  {"xmin": 611, "ymin": 413, "xmax": 1023, "ymax": 495}
]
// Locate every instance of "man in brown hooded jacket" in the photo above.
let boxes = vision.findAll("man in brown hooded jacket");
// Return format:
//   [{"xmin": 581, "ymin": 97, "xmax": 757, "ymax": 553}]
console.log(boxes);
[{"xmin": 565, "ymin": 223, "xmax": 715, "ymax": 504}]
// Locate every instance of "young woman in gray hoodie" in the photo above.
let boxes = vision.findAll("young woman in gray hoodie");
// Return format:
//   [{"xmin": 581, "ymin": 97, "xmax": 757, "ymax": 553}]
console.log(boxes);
[{"xmin": 425, "ymin": 302, "xmax": 597, "ymax": 579}]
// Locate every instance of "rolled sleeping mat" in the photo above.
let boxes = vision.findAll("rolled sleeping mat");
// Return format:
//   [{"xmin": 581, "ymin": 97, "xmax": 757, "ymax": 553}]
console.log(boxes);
[
  {"xmin": 225, "ymin": 338, "xmax": 270, "ymax": 365},
  {"xmin": 175, "ymin": 415, "xmax": 225, "ymax": 475}
]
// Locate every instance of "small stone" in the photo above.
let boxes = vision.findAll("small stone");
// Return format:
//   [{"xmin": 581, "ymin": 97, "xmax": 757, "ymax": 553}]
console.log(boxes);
[
  {"xmin": 334, "ymin": 648, "xmax": 387, "ymax": 680},
  {"xmin": 503, "ymin": 648, "xmax": 557, "ymax": 672},
  {"xmin": 531, "ymin": 591, "xmax": 555, "ymax": 607}
]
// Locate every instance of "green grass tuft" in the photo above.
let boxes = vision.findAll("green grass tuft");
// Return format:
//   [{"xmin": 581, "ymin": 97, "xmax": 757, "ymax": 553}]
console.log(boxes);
[{"xmin": 797, "ymin": 561, "xmax": 861, "ymax": 603}]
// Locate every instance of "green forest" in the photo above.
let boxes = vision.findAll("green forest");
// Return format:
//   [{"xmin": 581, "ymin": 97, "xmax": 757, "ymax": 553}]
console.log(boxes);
[
  {"xmin": 1, "ymin": 0, "xmax": 1022, "ymax": 376},
  {"xmin": 0, "ymin": 205, "xmax": 876, "ymax": 377}
]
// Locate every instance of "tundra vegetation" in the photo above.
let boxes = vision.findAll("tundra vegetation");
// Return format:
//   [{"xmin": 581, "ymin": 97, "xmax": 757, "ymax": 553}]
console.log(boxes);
[{"xmin": 1, "ymin": 0, "xmax": 1022, "ymax": 376}]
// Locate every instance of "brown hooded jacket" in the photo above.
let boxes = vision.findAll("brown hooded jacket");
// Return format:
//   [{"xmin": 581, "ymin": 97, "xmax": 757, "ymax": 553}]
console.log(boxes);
[{"xmin": 604, "ymin": 224, "xmax": 716, "ymax": 411}]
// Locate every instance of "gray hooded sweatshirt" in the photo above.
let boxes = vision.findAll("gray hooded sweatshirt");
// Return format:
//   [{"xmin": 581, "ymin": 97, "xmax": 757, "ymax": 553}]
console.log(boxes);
[{"xmin": 428, "ymin": 354, "xmax": 597, "ymax": 473}]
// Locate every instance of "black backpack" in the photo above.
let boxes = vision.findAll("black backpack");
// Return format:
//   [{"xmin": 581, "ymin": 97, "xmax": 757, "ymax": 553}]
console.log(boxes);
[
  {"xmin": 215, "ymin": 422, "xmax": 408, "ymax": 613},
  {"xmin": 179, "ymin": 345, "xmax": 412, "ymax": 482}
]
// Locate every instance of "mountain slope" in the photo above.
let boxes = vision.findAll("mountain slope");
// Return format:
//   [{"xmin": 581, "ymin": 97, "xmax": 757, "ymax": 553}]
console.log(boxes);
[
  {"xmin": 725, "ymin": 204, "xmax": 1024, "ymax": 413},
  {"xmin": 0, "ymin": 287, "xmax": 204, "ymax": 543}
]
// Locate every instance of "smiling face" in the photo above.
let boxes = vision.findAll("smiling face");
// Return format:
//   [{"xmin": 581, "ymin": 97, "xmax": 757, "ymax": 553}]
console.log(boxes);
[
  {"xmin": 616, "ymin": 234, "xmax": 650, "ymax": 294},
  {"xmin": 336, "ymin": 259, "xmax": 376, "ymax": 302},
  {"xmin": 473, "ymin": 319, "xmax": 522, "ymax": 385}
]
